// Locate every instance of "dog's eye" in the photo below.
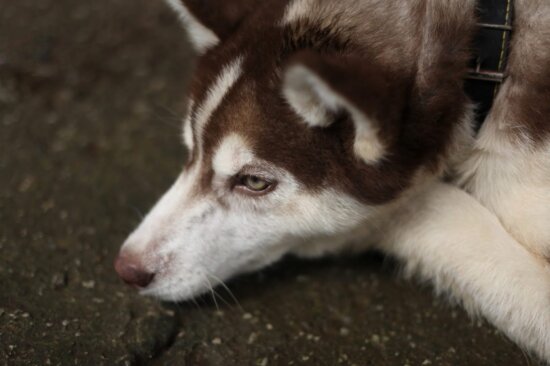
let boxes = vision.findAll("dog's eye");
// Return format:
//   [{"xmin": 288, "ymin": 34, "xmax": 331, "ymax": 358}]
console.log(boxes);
[
  {"xmin": 236, "ymin": 175, "xmax": 274, "ymax": 195},
  {"xmin": 243, "ymin": 175, "xmax": 270, "ymax": 191}
]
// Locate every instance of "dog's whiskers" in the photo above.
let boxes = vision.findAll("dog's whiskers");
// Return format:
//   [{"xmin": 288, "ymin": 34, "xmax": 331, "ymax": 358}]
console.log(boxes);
[
  {"xmin": 206, "ymin": 272, "xmax": 243, "ymax": 311},
  {"xmin": 127, "ymin": 204, "xmax": 145, "ymax": 221},
  {"xmin": 202, "ymin": 275, "xmax": 221, "ymax": 312}
]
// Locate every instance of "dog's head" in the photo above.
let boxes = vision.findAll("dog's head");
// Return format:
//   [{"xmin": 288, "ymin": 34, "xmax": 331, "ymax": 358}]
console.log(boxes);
[{"xmin": 115, "ymin": 0, "xmax": 473, "ymax": 300}]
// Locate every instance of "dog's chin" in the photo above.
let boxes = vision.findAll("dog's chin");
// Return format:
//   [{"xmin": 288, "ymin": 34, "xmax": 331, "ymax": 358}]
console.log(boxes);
[{"xmin": 139, "ymin": 278, "xmax": 210, "ymax": 303}]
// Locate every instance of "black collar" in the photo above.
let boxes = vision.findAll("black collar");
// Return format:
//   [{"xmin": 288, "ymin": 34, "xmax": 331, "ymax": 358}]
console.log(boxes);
[{"xmin": 464, "ymin": 0, "xmax": 514, "ymax": 130}]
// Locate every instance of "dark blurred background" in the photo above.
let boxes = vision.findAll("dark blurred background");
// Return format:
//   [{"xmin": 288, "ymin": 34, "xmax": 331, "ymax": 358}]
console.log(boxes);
[{"xmin": 0, "ymin": 1, "xmax": 537, "ymax": 365}]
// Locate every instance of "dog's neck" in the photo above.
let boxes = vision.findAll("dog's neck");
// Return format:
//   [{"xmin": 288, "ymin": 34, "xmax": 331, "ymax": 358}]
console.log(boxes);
[{"xmin": 465, "ymin": 0, "xmax": 514, "ymax": 130}]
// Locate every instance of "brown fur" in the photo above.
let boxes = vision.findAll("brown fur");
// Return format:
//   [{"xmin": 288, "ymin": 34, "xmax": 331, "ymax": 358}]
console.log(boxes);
[
  {"xmin": 487, "ymin": 0, "xmax": 550, "ymax": 145},
  {"xmin": 182, "ymin": 0, "xmax": 478, "ymax": 204},
  {"xmin": 183, "ymin": 0, "xmax": 263, "ymax": 40}
]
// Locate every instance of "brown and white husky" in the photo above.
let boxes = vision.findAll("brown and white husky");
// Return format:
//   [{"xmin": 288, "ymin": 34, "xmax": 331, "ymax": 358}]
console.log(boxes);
[{"xmin": 115, "ymin": 0, "xmax": 550, "ymax": 361}]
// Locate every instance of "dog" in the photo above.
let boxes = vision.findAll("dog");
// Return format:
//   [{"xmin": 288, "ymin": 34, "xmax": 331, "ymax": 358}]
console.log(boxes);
[{"xmin": 114, "ymin": 0, "xmax": 550, "ymax": 361}]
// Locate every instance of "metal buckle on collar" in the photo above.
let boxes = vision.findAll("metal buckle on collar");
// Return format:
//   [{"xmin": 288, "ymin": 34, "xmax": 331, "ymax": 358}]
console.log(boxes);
[
  {"xmin": 467, "ymin": 61, "xmax": 506, "ymax": 83},
  {"xmin": 466, "ymin": 22, "xmax": 513, "ymax": 83}
]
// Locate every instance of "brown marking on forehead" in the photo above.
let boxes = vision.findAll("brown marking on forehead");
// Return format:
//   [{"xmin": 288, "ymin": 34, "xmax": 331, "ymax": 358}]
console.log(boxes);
[
  {"xmin": 186, "ymin": 1, "xmax": 289, "ymax": 95},
  {"xmin": 201, "ymin": 70, "xmax": 417, "ymax": 204},
  {"xmin": 185, "ymin": 0, "xmax": 476, "ymax": 204},
  {"xmin": 184, "ymin": 0, "xmax": 291, "ymax": 194},
  {"xmin": 281, "ymin": 21, "xmax": 353, "ymax": 60}
]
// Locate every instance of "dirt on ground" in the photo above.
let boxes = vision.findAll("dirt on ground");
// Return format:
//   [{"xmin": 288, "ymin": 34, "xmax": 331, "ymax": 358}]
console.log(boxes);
[{"xmin": 0, "ymin": 0, "xmax": 540, "ymax": 365}]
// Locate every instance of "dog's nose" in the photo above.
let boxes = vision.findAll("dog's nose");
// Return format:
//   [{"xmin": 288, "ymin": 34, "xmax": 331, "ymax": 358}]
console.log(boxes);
[{"xmin": 114, "ymin": 252, "xmax": 155, "ymax": 288}]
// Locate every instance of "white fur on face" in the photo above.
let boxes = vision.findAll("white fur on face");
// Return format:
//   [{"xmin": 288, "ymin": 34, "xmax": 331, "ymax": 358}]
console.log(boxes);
[
  {"xmin": 212, "ymin": 134, "xmax": 254, "ymax": 177},
  {"xmin": 182, "ymin": 99, "xmax": 194, "ymax": 150},
  {"xmin": 121, "ymin": 130, "xmax": 373, "ymax": 302},
  {"xmin": 283, "ymin": 64, "xmax": 386, "ymax": 164},
  {"xmin": 164, "ymin": 0, "xmax": 219, "ymax": 53}
]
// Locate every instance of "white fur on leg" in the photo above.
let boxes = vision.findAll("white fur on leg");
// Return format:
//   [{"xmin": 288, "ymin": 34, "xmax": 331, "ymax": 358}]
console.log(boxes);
[
  {"xmin": 458, "ymin": 122, "xmax": 550, "ymax": 260},
  {"xmin": 379, "ymin": 182, "xmax": 550, "ymax": 361}
]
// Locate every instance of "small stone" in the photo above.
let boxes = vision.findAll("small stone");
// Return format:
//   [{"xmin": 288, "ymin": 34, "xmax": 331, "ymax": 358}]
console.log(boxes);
[
  {"xmin": 212, "ymin": 337, "xmax": 222, "ymax": 345},
  {"xmin": 21, "ymin": 312, "xmax": 30, "ymax": 318},
  {"xmin": 18, "ymin": 176, "xmax": 35, "ymax": 192},
  {"xmin": 163, "ymin": 309, "xmax": 175, "ymax": 317},
  {"xmin": 82, "ymin": 280, "xmax": 95, "ymax": 289},
  {"xmin": 422, "ymin": 360, "xmax": 432, "ymax": 365},
  {"xmin": 296, "ymin": 275, "xmax": 309, "ymax": 283},
  {"xmin": 338, "ymin": 354, "xmax": 349, "ymax": 362},
  {"xmin": 248, "ymin": 332, "xmax": 258, "ymax": 344},
  {"xmin": 62, "ymin": 319, "xmax": 69, "ymax": 327},
  {"xmin": 339, "ymin": 327, "xmax": 350, "ymax": 336},
  {"xmin": 242, "ymin": 313, "xmax": 253, "ymax": 320},
  {"xmin": 371, "ymin": 334, "xmax": 380, "ymax": 344},
  {"xmin": 301, "ymin": 356, "xmax": 310, "ymax": 362},
  {"xmin": 266, "ymin": 323, "xmax": 273, "ymax": 330},
  {"xmin": 258, "ymin": 357, "xmax": 268, "ymax": 366},
  {"xmin": 41, "ymin": 200, "xmax": 55, "ymax": 212},
  {"xmin": 51, "ymin": 272, "xmax": 68, "ymax": 290}
]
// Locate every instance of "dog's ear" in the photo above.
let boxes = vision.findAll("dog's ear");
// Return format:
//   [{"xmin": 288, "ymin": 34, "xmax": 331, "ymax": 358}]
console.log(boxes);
[
  {"xmin": 283, "ymin": 51, "xmax": 406, "ymax": 164},
  {"xmin": 166, "ymin": 0, "xmax": 260, "ymax": 54}
]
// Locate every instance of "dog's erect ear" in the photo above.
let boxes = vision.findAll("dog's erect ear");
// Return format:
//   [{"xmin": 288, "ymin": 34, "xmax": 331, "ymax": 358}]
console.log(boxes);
[
  {"xmin": 283, "ymin": 51, "xmax": 405, "ymax": 164},
  {"xmin": 166, "ymin": 0, "xmax": 260, "ymax": 54}
]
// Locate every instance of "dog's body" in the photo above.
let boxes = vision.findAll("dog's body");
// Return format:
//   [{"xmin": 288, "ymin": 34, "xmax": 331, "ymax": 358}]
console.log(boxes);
[{"xmin": 115, "ymin": 0, "xmax": 550, "ymax": 361}]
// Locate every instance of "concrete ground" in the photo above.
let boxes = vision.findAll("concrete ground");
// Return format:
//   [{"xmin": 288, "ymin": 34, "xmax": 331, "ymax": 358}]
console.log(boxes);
[{"xmin": 0, "ymin": 0, "xmax": 540, "ymax": 365}]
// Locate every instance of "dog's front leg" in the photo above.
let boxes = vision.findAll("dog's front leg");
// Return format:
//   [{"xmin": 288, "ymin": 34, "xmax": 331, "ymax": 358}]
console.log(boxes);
[{"xmin": 379, "ymin": 182, "xmax": 550, "ymax": 362}]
